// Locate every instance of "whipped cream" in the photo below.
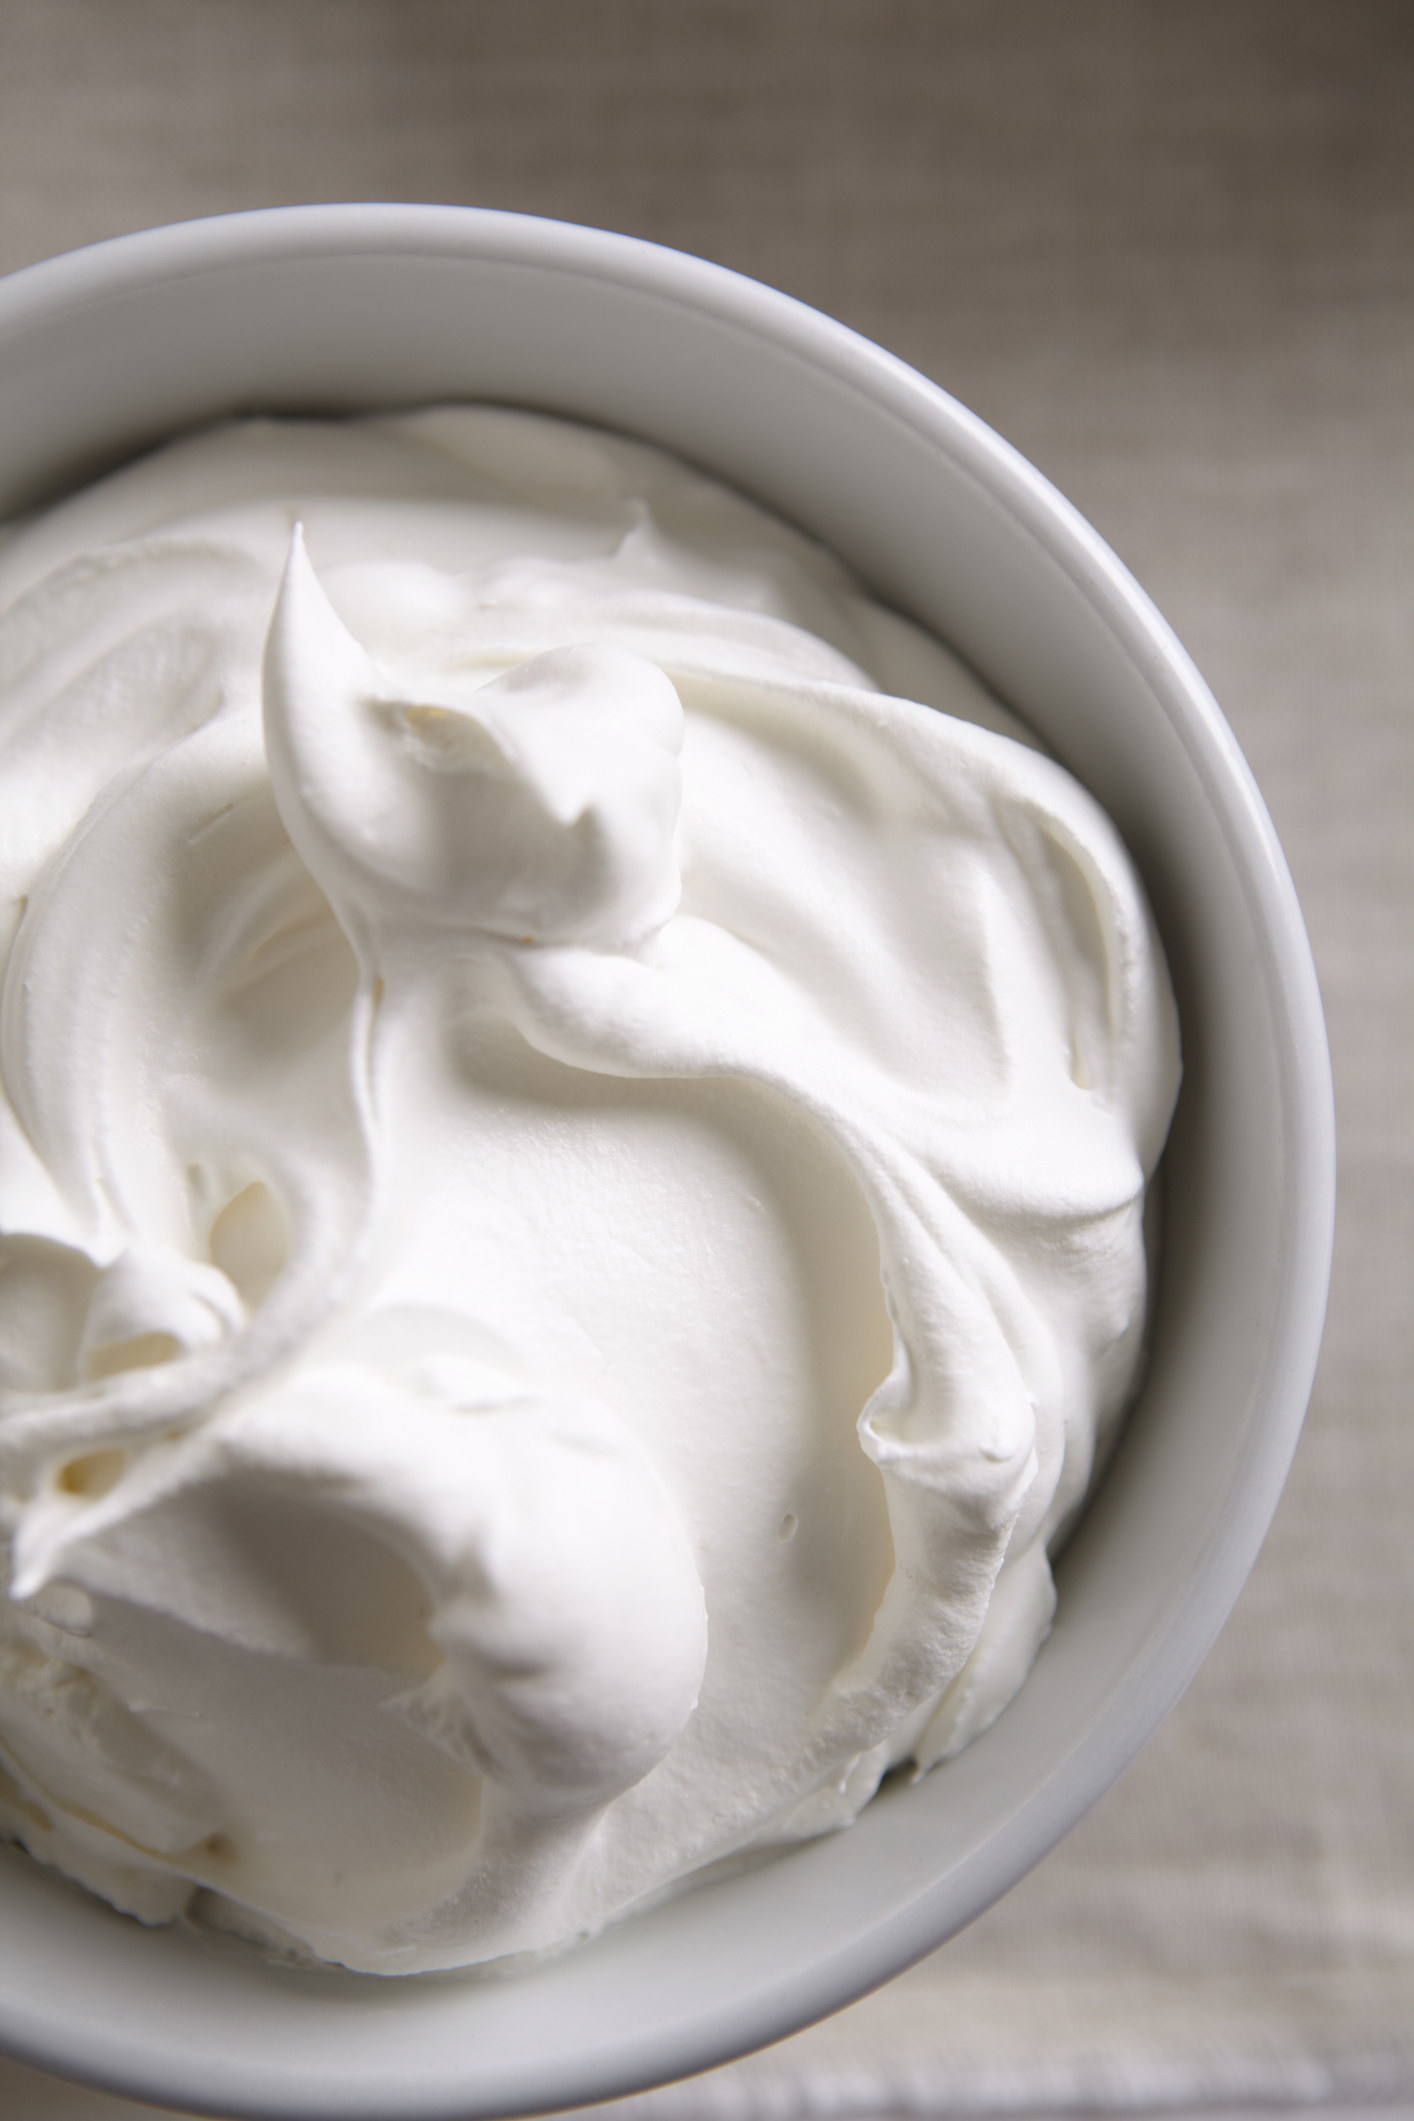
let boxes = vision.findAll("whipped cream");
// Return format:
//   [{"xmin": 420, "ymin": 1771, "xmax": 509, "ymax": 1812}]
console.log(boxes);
[{"xmin": 0, "ymin": 408, "xmax": 1180, "ymax": 1974}]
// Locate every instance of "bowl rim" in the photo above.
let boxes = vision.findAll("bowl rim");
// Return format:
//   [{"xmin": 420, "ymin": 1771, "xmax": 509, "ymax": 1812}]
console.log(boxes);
[{"xmin": 0, "ymin": 204, "xmax": 1336, "ymax": 2120}]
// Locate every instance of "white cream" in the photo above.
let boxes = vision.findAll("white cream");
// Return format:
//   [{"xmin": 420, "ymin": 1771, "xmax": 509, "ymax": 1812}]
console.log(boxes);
[{"xmin": 0, "ymin": 409, "xmax": 1180, "ymax": 1974}]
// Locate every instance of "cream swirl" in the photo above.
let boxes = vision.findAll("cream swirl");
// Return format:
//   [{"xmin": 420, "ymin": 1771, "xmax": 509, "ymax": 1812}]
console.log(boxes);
[{"xmin": 0, "ymin": 409, "xmax": 1179, "ymax": 1973}]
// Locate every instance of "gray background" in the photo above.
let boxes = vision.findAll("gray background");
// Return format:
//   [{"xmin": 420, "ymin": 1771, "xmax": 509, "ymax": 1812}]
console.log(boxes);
[{"xmin": 0, "ymin": 4, "xmax": 1409, "ymax": 2116}]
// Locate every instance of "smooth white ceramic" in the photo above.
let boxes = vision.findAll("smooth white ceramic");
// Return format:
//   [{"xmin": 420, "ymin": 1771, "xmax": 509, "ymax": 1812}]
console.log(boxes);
[{"xmin": 0, "ymin": 207, "xmax": 1335, "ymax": 2121}]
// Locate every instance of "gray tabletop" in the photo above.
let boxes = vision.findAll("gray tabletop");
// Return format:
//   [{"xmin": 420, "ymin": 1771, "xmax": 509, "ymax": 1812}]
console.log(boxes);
[{"xmin": 0, "ymin": 5, "xmax": 1409, "ymax": 2116}]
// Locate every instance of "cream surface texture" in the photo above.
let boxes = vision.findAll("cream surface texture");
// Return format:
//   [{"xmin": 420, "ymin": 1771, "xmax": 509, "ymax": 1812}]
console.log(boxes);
[{"xmin": 0, "ymin": 409, "xmax": 1179, "ymax": 1975}]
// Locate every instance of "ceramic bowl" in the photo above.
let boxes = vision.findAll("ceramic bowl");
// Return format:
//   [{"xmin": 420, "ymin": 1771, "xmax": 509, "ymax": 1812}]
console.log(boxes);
[{"xmin": 0, "ymin": 206, "xmax": 1335, "ymax": 2121}]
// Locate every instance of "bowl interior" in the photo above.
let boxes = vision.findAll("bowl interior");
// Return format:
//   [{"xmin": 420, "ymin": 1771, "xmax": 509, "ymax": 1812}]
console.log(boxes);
[{"xmin": 0, "ymin": 207, "xmax": 1334, "ymax": 2121}]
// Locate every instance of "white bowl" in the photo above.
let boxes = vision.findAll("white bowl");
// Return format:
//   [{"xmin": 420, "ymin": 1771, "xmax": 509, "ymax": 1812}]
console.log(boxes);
[{"xmin": 0, "ymin": 206, "xmax": 1334, "ymax": 2121}]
